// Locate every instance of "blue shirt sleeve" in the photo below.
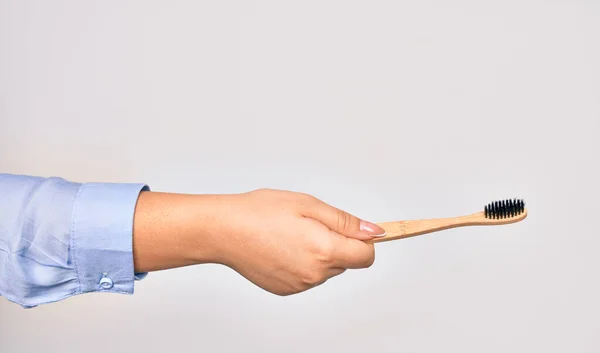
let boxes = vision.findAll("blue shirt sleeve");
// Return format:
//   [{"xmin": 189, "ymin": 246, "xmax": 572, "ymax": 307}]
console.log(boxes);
[{"xmin": 0, "ymin": 173, "xmax": 150, "ymax": 308}]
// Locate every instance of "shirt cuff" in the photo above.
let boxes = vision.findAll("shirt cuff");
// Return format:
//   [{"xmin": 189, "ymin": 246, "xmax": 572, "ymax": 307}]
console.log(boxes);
[{"xmin": 71, "ymin": 182, "xmax": 150, "ymax": 295}]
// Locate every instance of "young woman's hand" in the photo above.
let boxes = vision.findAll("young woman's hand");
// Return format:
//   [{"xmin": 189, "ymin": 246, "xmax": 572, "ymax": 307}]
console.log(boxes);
[{"xmin": 133, "ymin": 189, "xmax": 386, "ymax": 295}]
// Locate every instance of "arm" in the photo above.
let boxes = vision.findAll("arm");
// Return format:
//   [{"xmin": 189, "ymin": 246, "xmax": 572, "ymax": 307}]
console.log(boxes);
[
  {"xmin": 0, "ymin": 174, "xmax": 385, "ymax": 307},
  {"xmin": 132, "ymin": 189, "xmax": 386, "ymax": 296}
]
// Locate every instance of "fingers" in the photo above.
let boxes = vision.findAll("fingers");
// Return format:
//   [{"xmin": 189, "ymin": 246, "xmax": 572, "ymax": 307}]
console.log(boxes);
[
  {"xmin": 300, "ymin": 195, "xmax": 386, "ymax": 240},
  {"xmin": 289, "ymin": 223, "xmax": 373, "ymax": 293},
  {"xmin": 329, "ymin": 230, "xmax": 375, "ymax": 269},
  {"xmin": 305, "ymin": 268, "xmax": 346, "ymax": 291}
]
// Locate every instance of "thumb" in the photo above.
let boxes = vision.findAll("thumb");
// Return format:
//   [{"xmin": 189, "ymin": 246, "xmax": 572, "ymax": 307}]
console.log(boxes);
[{"xmin": 301, "ymin": 196, "xmax": 386, "ymax": 240}]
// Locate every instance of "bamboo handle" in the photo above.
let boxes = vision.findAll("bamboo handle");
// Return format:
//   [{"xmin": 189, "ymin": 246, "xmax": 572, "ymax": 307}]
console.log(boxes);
[{"xmin": 367, "ymin": 209, "xmax": 528, "ymax": 244}]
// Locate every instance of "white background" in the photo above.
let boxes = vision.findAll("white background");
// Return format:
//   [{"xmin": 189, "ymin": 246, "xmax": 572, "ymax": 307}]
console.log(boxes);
[{"xmin": 1, "ymin": 1, "xmax": 599, "ymax": 352}]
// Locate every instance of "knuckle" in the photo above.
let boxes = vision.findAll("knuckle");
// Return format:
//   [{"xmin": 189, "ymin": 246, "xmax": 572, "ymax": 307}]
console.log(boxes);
[
  {"xmin": 288, "ymin": 280, "xmax": 308, "ymax": 295},
  {"xmin": 337, "ymin": 211, "xmax": 352, "ymax": 233},
  {"xmin": 298, "ymin": 192, "xmax": 318, "ymax": 206},
  {"xmin": 314, "ymin": 239, "xmax": 335, "ymax": 264},
  {"xmin": 300, "ymin": 269, "xmax": 325, "ymax": 287},
  {"xmin": 252, "ymin": 188, "xmax": 271, "ymax": 195},
  {"xmin": 362, "ymin": 246, "xmax": 375, "ymax": 268},
  {"xmin": 274, "ymin": 288, "xmax": 294, "ymax": 296}
]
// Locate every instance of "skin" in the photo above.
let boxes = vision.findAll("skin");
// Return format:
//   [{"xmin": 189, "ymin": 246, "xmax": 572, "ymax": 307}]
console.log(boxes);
[{"xmin": 132, "ymin": 188, "xmax": 386, "ymax": 296}]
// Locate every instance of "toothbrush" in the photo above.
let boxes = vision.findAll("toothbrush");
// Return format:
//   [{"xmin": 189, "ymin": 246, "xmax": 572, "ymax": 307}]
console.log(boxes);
[{"xmin": 368, "ymin": 199, "xmax": 527, "ymax": 243}]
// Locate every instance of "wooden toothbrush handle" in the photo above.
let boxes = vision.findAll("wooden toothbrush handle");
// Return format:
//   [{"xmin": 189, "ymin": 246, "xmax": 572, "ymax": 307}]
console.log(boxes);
[{"xmin": 367, "ymin": 210, "xmax": 527, "ymax": 243}]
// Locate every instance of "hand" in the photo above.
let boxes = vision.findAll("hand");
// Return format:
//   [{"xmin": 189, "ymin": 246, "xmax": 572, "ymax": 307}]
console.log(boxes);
[
  {"xmin": 209, "ymin": 189, "xmax": 386, "ymax": 295},
  {"xmin": 133, "ymin": 189, "xmax": 386, "ymax": 296}
]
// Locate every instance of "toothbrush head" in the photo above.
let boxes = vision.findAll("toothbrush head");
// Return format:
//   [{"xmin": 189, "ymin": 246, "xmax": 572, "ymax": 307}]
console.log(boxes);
[{"xmin": 484, "ymin": 199, "xmax": 525, "ymax": 219}]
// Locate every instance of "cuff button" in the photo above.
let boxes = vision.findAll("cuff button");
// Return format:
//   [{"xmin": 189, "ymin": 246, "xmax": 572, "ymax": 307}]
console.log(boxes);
[{"xmin": 99, "ymin": 274, "xmax": 114, "ymax": 289}]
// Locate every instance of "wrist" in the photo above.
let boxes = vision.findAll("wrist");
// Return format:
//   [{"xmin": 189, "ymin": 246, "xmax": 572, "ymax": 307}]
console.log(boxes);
[
  {"xmin": 183, "ymin": 193, "xmax": 232, "ymax": 265},
  {"xmin": 132, "ymin": 192, "xmax": 227, "ymax": 272}
]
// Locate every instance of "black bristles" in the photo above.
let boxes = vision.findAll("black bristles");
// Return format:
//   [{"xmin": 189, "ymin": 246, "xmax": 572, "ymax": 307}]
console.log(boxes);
[{"xmin": 484, "ymin": 199, "xmax": 525, "ymax": 219}]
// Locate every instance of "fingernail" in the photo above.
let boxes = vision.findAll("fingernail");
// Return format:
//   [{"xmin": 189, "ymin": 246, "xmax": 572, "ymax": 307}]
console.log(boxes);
[{"xmin": 360, "ymin": 220, "xmax": 386, "ymax": 237}]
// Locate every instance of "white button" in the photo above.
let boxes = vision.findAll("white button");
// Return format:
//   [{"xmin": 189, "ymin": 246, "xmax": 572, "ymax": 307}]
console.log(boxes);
[{"xmin": 99, "ymin": 275, "xmax": 113, "ymax": 289}]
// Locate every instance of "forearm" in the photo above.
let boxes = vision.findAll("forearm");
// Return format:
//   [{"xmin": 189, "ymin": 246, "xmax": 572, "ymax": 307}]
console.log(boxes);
[{"xmin": 132, "ymin": 191, "xmax": 227, "ymax": 273}]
